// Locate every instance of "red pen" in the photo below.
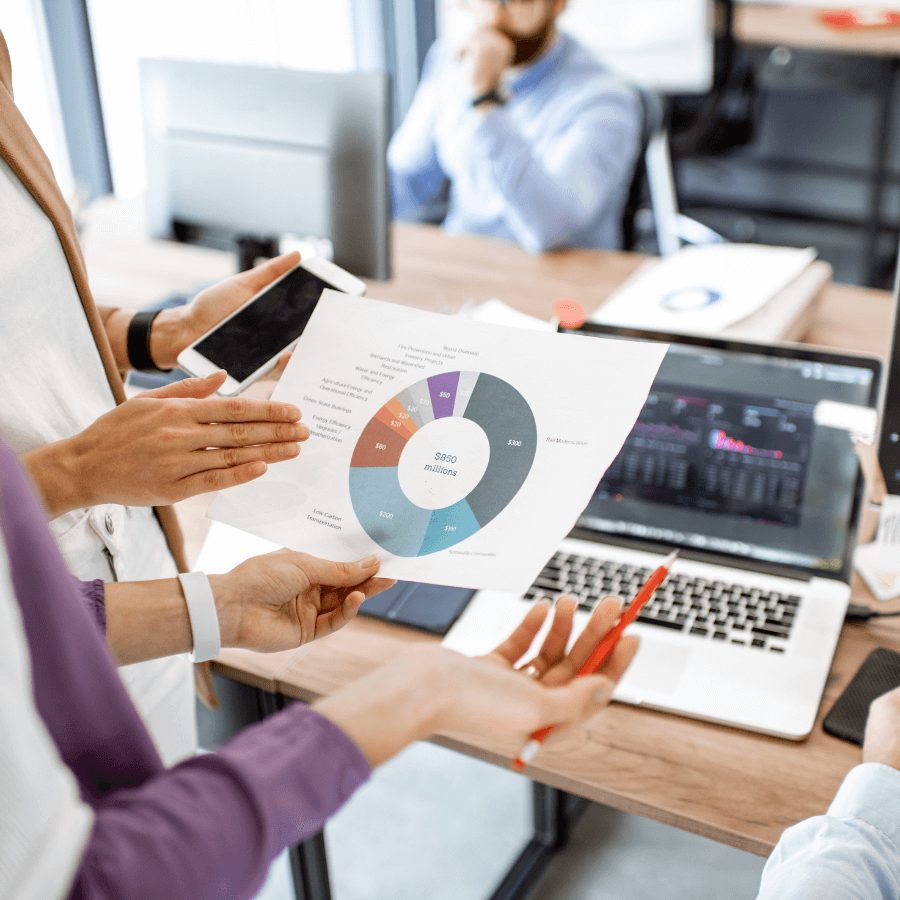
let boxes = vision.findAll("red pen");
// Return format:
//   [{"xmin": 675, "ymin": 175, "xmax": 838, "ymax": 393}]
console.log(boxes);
[{"xmin": 512, "ymin": 549, "xmax": 678, "ymax": 771}]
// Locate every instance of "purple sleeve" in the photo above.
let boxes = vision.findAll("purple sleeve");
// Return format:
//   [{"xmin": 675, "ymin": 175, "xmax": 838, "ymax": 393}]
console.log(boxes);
[
  {"xmin": 69, "ymin": 704, "xmax": 370, "ymax": 900},
  {"xmin": 75, "ymin": 578, "xmax": 106, "ymax": 633}
]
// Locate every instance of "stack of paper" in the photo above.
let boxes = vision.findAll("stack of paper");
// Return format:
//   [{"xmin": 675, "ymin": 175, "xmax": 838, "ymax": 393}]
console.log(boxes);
[
  {"xmin": 591, "ymin": 243, "xmax": 817, "ymax": 335},
  {"xmin": 856, "ymin": 495, "xmax": 900, "ymax": 602}
]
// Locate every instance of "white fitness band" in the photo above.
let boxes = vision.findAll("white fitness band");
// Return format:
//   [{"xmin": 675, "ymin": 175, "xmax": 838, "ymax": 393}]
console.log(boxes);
[{"xmin": 177, "ymin": 572, "xmax": 221, "ymax": 663}]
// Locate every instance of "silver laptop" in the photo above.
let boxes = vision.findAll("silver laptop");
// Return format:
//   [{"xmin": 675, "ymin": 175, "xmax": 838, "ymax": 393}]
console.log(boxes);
[{"xmin": 443, "ymin": 325, "xmax": 881, "ymax": 740}]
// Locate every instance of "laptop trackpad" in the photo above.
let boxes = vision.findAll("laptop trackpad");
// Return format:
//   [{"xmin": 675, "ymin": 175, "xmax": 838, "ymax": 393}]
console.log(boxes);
[{"xmin": 618, "ymin": 640, "xmax": 690, "ymax": 698}]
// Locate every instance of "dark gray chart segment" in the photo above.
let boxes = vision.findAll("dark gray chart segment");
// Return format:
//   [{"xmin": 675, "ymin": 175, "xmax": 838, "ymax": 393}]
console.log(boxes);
[{"xmin": 461, "ymin": 373, "xmax": 537, "ymax": 526}]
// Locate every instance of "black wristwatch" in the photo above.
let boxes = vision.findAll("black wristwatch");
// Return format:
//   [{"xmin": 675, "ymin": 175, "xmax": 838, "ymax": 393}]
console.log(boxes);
[
  {"xmin": 126, "ymin": 309, "xmax": 171, "ymax": 372},
  {"xmin": 471, "ymin": 88, "xmax": 506, "ymax": 109}
]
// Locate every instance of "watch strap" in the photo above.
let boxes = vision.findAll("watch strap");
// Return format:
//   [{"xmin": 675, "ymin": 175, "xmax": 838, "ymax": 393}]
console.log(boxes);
[
  {"xmin": 471, "ymin": 88, "xmax": 506, "ymax": 109},
  {"xmin": 127, "ymin": 309, "xmax": 170, "ymax": 372},
  {"xmin": 178, "ymin": 572, "xmax": 222, "ymax": 663}
]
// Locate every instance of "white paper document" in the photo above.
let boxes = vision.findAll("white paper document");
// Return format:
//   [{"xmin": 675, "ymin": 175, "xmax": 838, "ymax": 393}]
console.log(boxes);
[
  {"xmin": 458, "ymin": 298, "xmax": 554, "ymax": 332},
  {"xmin": 591, "ymin": 243, "xmax": 816, "ymax": 335},
  {"xmin": 209, "ymin": 293, "xmax": 666, "ymax": 592}
]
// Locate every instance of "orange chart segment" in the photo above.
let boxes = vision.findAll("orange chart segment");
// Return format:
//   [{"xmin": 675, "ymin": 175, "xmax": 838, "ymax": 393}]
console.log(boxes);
[
  {"xmin": 350, "ymin": 416, "xmax": 410, "ymax": 467},
  {"xmin": 375, "ymin": 398, "xmax": 419, "ymax": 439}
]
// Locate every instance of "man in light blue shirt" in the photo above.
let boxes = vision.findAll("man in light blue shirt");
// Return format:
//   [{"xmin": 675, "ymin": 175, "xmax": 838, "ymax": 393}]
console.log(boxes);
[
  {"xmin": 388, "ymin": 0, "xmax": 641, "ymax": 252},
  {"xmin": 758, "ymin": 686, "xmax": 900, "ymax": 898}
]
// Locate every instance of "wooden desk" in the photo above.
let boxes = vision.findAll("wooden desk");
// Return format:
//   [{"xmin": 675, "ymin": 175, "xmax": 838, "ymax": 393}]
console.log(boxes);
[
  {"xmin": 735, "ymin": 4, "xmax": 900, "ymax": 57},
  {"xmin": 367, "ymin": 222, "xmax": 832, "ymax": 343},
  {"xmin": 216, "ymin": 606, "xmax": 898, "ymax": 858},
  {"xmin": 205, "ymin": 223, "xmax": 900, "ymax": 860}
]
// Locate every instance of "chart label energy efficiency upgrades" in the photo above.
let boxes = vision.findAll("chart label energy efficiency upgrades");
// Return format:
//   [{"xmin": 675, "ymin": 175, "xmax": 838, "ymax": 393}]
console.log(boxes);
[{"xmin": 210, "ymin": 293, "xmax": 666, "ymax": 592}]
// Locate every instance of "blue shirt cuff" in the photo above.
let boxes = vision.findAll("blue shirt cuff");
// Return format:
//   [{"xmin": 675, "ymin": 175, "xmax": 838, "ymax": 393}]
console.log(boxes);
[{"xmin": 829, "ymin": 763, "xmax": 900, "ymax": 850}]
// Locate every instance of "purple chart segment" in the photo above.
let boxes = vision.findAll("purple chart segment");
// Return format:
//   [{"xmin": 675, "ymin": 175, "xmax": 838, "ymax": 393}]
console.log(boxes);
[{"xmin": 428, "ymin": 371, "xmax": 460, "ymax": 419}]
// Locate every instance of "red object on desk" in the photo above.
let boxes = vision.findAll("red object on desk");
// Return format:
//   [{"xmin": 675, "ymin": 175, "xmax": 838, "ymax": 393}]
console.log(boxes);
[
  {"xmin": 512, "ymin": 549, "xmax": 678, "ymax": 772},
  {"xmin": 553, "ymin": 299, "xmax": 586, "ymax": 329},
  {"xmin": 820, "ymin": 9, "xmax": 900, "ymax": 30}
]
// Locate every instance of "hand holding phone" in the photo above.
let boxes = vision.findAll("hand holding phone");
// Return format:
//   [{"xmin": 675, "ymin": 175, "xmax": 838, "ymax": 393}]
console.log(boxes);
[
  {"xmin": 39, "ymin": 371, "xmax": 309, "ymax": 512},
  {"xmin": 177, "ymin": 257, "xmax": 365, "ymax": 395},
  {"xmin": 149, "ymin": 253, "xmax": 299, "ymax": 370}
]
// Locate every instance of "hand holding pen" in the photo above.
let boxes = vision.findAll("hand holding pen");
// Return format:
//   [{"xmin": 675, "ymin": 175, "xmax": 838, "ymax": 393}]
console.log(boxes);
[
  {"xmin": 320, "ymin": 556, "xmax": 672, "ymax": 773},
  {"xmin": 513, "ymin": 550, "xmax": 678, "ymax": 770}
]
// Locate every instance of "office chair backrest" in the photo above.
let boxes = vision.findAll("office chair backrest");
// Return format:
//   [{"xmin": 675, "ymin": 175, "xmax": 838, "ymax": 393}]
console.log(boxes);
[
  {"xmin": 620, "ymin": 91, "xmax": 664, "ymax": 252},
  {"xmin": 557, "ymin": 0, "xmax": 717, "ymax": 252}
]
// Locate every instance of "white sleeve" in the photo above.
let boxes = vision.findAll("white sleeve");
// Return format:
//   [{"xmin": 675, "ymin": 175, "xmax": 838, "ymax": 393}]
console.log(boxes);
[
  {"xmin": 0, "ymin": 532, "xmax": 94, "ymax": 899},
  {"xmin": 758, "ymin": 764, "xmax": 900, "ymax": 900}
]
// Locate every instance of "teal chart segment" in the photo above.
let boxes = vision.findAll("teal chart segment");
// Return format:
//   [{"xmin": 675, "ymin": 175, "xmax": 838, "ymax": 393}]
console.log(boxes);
[{"xmin": 349, "ymin": 371, "xmax": 538, "ymax": 557}]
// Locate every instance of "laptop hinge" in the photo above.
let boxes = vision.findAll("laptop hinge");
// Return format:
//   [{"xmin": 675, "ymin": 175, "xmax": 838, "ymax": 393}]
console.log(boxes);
[{"xmin": 567, "ymin": 528, "xmax": 819, "ymax": 584}]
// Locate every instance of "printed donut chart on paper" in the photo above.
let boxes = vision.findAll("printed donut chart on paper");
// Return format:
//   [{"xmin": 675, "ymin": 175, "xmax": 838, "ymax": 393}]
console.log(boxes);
[{"xmin": 349, "ymin": 371, "xmax": 537, "ymax": 556}]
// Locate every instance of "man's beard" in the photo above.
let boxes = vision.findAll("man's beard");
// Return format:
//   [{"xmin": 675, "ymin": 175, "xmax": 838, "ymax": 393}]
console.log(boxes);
[{"xmin": 507, "ymin": 23, "xmax": 553, "ymax": 66}]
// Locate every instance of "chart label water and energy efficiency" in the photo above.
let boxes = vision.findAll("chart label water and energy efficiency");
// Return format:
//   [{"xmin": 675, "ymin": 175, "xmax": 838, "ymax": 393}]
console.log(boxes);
[{"xmin": 210, "ymin": 293, "xmax": 667, "ymax": 592}]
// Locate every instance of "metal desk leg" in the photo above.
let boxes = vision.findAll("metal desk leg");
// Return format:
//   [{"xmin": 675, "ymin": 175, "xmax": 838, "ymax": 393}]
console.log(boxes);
[
  {"xmin": 488, "ymin": 783, "xmax": 589, "ymax": 900},
  {"xmin": 254, "ymin": 690, "xmax": 333, "ymax": 900},
  {"xmin": 287, "ymin": 831, "xmax": 332, "ymax": 900}
]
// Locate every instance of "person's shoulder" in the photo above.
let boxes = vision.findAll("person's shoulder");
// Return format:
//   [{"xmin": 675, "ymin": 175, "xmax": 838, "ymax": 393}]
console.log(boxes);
[
  {"xmin": 553, "ymin": 34, "xmax": 639, "ymax": 118},
  {"xmin": 557, "ymin": 34, "xmax": 635, "ymax": 100},
  {"xmin": 420, "ymin": 38, "xmax": 456, "ymax": 81}
]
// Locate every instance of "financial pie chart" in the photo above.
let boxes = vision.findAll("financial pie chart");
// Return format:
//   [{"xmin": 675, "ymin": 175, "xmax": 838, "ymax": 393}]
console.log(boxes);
[{"xmin": 349, "ymin": 371, "xmax": 537, "ymax": 556}]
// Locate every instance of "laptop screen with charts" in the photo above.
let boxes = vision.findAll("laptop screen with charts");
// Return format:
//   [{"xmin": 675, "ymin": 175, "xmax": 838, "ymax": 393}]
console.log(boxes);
[{"xmin": 568, "ymin": 324, "xmax": 881, "ymax": 581}]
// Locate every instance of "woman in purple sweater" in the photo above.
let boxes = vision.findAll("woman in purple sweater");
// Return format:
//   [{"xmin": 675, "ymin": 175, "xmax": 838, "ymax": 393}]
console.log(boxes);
[{"xmin": 0, "ymin": 436, "xmax": 635, "ymax": 899}]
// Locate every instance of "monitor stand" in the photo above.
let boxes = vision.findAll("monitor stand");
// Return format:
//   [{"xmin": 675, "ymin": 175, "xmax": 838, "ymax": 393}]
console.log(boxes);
[
  {"xmin": 171, "ymin": 219, "xmax": 278, "ymax": 272},
  {"xmin": 235, "ymin": 235, "xmax": 279, "ymax": 272}
]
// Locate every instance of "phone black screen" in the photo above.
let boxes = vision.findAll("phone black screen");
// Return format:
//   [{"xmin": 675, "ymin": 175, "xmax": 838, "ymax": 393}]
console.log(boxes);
[{"xmin": 193, "ymin": 266, "xmax": 334, "ymax": 382}]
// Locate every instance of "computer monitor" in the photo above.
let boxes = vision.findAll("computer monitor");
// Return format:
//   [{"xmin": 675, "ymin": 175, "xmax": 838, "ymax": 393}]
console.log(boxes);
[
  {"xmin": 140, "ymin": 59, "xmax": 391, "ymax": 280},
  {"xmin": 877, "ymin": 245, "xmax": 900, "ymax": 492}
]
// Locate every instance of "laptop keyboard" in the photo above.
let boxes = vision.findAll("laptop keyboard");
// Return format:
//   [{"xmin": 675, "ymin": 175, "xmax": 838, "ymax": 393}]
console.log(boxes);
[{"xmin": 523, "ymin": 551, "xmax": 801, "ymax": 653}]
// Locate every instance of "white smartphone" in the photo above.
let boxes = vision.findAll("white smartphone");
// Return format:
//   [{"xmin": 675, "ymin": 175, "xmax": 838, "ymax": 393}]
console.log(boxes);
[{"xmin": 177, "ymin": 257, "xmax": 366, "ymax": 395}]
